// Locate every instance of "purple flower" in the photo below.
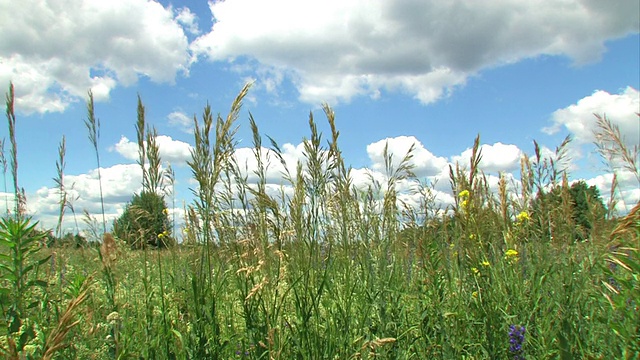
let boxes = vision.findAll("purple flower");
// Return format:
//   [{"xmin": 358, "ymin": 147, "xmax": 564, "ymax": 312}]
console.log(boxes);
[{"xmin": 508, "ymin": 325, "xmax": 526, "ymax": 360}]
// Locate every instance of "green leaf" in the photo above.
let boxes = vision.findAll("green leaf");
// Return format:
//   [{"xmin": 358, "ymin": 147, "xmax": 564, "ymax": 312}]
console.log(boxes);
[
  {"xmin": 17, "ymin": 323, "xmax": 35, "ymax": 350},
  {"xmin": 36, "ymin": 255, "xmax": 52, "ymax": 266},
  {"xmin": 8, "ymin": 310, "xmax": 21, "ymax": 333},
  {"xmin": 0, "ymin": 239, "xmax": 14, "ymax": 247},
  {"xmin": 0, "ymin": 268, "xmax": 17, "ymax": 281},
  {"xmin": 26, "ymin": 300, "xmax": 40, "ymax": 310},
  {"xmin": 25, "ymin": 279, "xmax": 49, "ymax": 289},
  {"xmin": 23, "ymin": 263, "xmax": 36, "ymax": 274},
  {"xmin": 0, "ymin": 240, "xmax": 16, "ymax": 248}
]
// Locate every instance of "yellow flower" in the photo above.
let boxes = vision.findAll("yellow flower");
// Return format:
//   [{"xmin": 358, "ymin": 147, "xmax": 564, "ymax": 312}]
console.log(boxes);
[
  {"xmin": 516, "ymin": 211, "xmax": 529, "ymax": 222},
  {"xmin": 461, "ymin": 199, "xmax": 469, "ymax": 208},
  {"xmin": 472, "ymin": 291, "xmax": 478, "ymax": 299},
  {"xmin": 163, "ymin": 208, "xmax": 170, "ymax": 215},
  {"xmin": 158, "ymin": 230, "xmax": 169, "ymax": 239},
  {"xmin": 471, "ymin": 267, "xmax": 480, "ymax": 275},
  {"xmin": 481, "ymin": 260, "xmax": 490, "ymax": 267},
  {"xmin": 459, "ymin": 190, "xmax": 470, "ymax": 198},
  {"xmin": 469, "ymin": 234, "xmax": 476, "ymax": 240},
  {"xmin": 505, "ymin": 249, "xmax": 519, "ymax": 263}
]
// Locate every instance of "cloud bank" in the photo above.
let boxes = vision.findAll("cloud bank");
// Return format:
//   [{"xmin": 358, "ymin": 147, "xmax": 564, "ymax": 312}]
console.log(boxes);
[
  {"xmin": 192, "ymin": 0, "xmax": 639, "ymax": 104},
  {"xmin": 0, "ymin": 0, "xmax": 191, "ymax": 113},
  {"xmin": 2, "ymin": 0, "xmax": 638, "ymax": 112}
]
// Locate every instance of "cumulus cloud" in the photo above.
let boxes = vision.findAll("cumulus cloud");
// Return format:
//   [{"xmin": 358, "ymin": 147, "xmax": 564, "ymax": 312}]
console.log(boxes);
[
  {"xmin": 175, "ymin": 7, "xmax": 201, "ymax": 35},
  {"xmin": 233, "ymin": 147, "xmax": 286, "ymax": 184},
  {"xmin": 191, "ymin": 0, "xmax": 639, "ymax": 105},
  {"xmin": 585, "ymin": 171, "xmax": 639, "ymax": 213},
  {"xmin": 349, "ymin": 167, "xmax": 386, "ymax": 192},
  {"xmin": 110, "ymin": 135, "xmax": 193, "ymax": 165},
  {"xmin": 0, "ymin": 0, "xmax": 191, "ymax": 114},
  {"xmin": 451, "ymin": 142, "xmax": 524, "ymax": 173},
  {"xmin": 167, "ymin": 111, "xmax": 195, "ymax": 134},
  {"xmin": 28, "ymin": 163, "xmax": 143, "ymax": 229},
  {"xmin": 27, "ymin": 162, "xmax": 188, "ymax": 233},
  {"xmin": 366, "ymin": 136, "xmax": 448, "ymax": 178},
  {"xmin": 544, "ymin": 87, "xmax": 640, "ymax": 146}
]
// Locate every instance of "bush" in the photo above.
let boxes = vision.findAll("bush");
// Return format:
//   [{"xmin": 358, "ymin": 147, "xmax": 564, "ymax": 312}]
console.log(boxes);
[
  {"xmin": 532, "ymin": 180, "xmax": 607, "ymax": 241},
  {"xmin": 112, "ymin": 190, "xmax": 173, "ymax": 248}
]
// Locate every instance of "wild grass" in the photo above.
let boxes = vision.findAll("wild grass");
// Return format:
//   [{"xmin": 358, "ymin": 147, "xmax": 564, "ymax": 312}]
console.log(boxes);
[{"xmin": 0, "ymin": 82, "xmax": 638, "ymax": 359}]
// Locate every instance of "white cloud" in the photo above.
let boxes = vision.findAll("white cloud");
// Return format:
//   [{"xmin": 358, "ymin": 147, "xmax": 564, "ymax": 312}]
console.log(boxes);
[
  {"xmin": 451, "ymin": 142, "xmax": 524, "ymax": 173},
  {"xmin": 111, "ymin": 137, "xmax": 139, "ymax": 161},
  {"xmin": 175, "ymin": 7, "xmax": 200, "ymax": 35},
  {"xmin": 233, "ymin": 146, "xmax": 287, "ymax": 184},
  {"xmin": 366, "ymin": 136, "xmax": 448, "ymax": 178},
  {"xmin": 0, "ymin": 0, "xmax": 191, "ymax": 114},
  {"xmin": 110, "ymin": 135, "xmax": 193, "ymax": 165},
  {"xmin": 585, "ymin": 171, "xmax": 639, "ymax": 213},
  {"xmin": 167, "ymin": 111, "xmax": 194, "ymax": 134},
  {"xmin": 191, "ymin": 0, "xmax": 639, "ymax": 105},
  {"xmin": 28, "ymin": 163, "xmax": 143, "ymax": 229},
  {"xmin": 156, "ymin": 136, "xmax": 193, "ymax": 165},
  {"xmin": 27, "ymin": 162, "xmax": 189, "ymax": 234},
  {"xmin": 544, "ymin": 87, "xmax": 640, "ymax": 146},
  {"xmin": 349, "ymin": 167, "xmax": 385, "ymax": 192}
]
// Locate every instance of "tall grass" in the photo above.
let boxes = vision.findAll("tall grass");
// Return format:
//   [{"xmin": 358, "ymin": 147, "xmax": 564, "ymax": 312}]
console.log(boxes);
[
  {"xmin": 0, "ymin": 83, "xmax": 638, "ymax": 359},
  {"xmin": 84, "ymin": 90, "xmax": 106, "ymax": 234},
  {"xmin": 0, "ymin": 83, "xmax": 89, "ymax": 360}
]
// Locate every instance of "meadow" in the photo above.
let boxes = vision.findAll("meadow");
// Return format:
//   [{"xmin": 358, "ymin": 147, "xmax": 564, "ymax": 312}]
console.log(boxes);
[{"xmin": 0, "ymin": 83, "xmax": 638, "ymax": 359}]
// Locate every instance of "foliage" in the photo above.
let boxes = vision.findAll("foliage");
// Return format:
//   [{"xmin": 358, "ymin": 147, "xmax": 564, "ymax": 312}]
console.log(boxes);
[
  {"xmin": 532, "ymin": 180, "xmax": 607, "ymax": 241},
  {"xmin": 2, "ymin": 82, "xmax": 639, "ymax": 359},
  {"xmin": 602, "ymin": 203, "xmax": 640, "ymax": 356},
  {"xmin": 113, "ymin": 191, "xmax": 173, "ymax": 248}
]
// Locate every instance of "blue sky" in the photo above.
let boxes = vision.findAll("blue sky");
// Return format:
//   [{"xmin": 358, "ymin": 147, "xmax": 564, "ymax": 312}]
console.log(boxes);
[{"xmin": 0, "ymin": 0, "xmax": 638, "ymax": 233}]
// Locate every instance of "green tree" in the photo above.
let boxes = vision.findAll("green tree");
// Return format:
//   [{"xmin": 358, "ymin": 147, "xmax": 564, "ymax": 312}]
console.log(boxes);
[
  {"xmin": 533, "ymin": 180, "xmax": 606, "ymax": 241},
  {"xmin": 568, "ymin": 181, "xmax": 607, "ymax": 238},
  {"xmin": 113, "ymin": 190, "xmax": 173, "ymax": 249}
]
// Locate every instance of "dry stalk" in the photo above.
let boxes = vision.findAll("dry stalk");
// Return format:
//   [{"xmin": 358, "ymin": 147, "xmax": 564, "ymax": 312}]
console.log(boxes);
[
  {"xmin": 610, "ymin": 202, "xmax": 639, "ymax": 242},
  {"xmin": 245, "ymin": 276, "xmax": 268, "ymax": 301},
  {"xmin": 593, "ymin": 113, "xmax": 639, "ymax": 183},
  {"xmin": 355, "ymin": 337, "xmax": 397, "ymax": 358},
  {"xmin": 42, "ymin": 277, "xmax": 92, "ymax": 360},
  {"xmin": 100, "ymin": 233, "xmax": 120, "ymax": 268}
]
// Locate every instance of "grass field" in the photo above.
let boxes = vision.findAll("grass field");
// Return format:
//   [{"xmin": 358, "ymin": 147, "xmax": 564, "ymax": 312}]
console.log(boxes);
[{"xmin": 0, "ymin": 83, "xmax": 638, "ymax": 359}]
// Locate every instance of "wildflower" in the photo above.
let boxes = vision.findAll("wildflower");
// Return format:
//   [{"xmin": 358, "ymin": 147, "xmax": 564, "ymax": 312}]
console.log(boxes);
[
  {"xmin": 469, "ymin": 234, "xmax": 476, "ymax": 240},
  {"xmin": 508, "ymin": 324, "xmax": 526, "ymax": 360},
  {"xmin": 471, "ymin": 267, "xmax": 480, "ymax": 276},
  {"xmin": 505, "ymin": 249, "xmax": 519, "ymax": 263},
  {"xmin": 458, "ymin": 190, "xmax": 471, "ymax": 210},
  {"xmin": 472, "ymin": 291, "xmax": 478, "ymax": 299},
  {"xmin": 158, "ymin": 230, "xmax": 169, "ymax": 239},
  {"xmin": 163, "ymin": 208, "xmax": 169, "ymax": 215},
  {"xmin": 481, "ymin": 260, "xmax": 490, "ymax": 267},
  {"xmin": 516, "ymin": 211, "xmax": 529, "ymax": 223}
]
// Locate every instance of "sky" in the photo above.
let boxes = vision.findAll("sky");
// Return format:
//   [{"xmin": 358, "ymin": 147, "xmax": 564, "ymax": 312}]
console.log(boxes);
[{"xmin": 0, "ymin": 0, "xmax": 638, "ymax": 236}]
